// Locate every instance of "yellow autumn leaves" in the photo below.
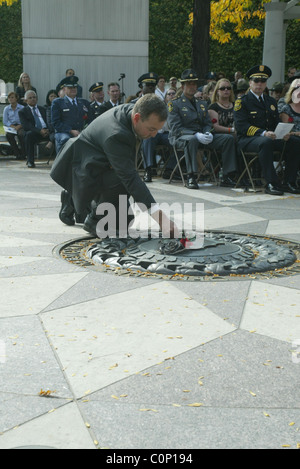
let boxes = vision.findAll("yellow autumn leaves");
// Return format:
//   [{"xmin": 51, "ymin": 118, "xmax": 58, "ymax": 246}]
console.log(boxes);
[
  {"xmin": 0, "ymin": 0, "xmax": 18, "ymax": 5},
  {"xmin": 189, "ymin": 0, "xmax": 272, "ymax": 44}
]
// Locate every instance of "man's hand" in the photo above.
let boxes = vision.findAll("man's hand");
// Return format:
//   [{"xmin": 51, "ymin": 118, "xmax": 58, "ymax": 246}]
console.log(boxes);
[
  {"xmin": 40, "ymin": 128, "xmax": 49, "ymax": 138},
  {"xmin": 196, "ymin": 132, "xmax": 214, "ymax": 145},
  {"xmin": 265, "ymin": 131, "xmax": 276, "ymax": 140},
  {"xmin": 70, "ymin": 130, "xmax": 80, "ymax": 137}
]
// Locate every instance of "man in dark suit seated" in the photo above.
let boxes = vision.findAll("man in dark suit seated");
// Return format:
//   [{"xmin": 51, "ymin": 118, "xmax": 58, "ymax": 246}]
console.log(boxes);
[
  {"xmin": 19, "ymin": 90, "xmax": 50, "ymax": 168},
  {"xmin": 97, "ymin": 82, "xmax": 121, "ymax": 116},
  {"xmin": 51, "ymin": 75, "xmax": 91, "ymax": 153}
]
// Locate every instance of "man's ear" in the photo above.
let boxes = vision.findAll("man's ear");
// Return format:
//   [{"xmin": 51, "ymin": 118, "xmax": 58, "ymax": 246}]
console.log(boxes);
[{"xmin": 132, "ymin": 112, "xmax": 141, "ymax": 125}]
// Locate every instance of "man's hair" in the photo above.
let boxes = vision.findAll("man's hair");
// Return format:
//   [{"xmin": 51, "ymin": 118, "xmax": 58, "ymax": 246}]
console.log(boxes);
[
  {"xmin": 24, "ymin": 90, "xmax": 37, "ymax": 99},
  {"xmin": 108, "ymin": 82, "xmax": 120, "ymax": 89},
  {"xmin": 133, "ymin": 94, "xmax": 168, "ymax": 122}
]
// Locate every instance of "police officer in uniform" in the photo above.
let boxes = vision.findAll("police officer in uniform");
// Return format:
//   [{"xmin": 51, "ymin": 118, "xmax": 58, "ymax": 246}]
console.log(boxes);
[
  {"xmin": 51, "ymin": 75, "xmax": 91, "ymax": 154},
  {"xmin": 168, "ymin": 69, "xmax": 237, "ymax": 189},
  {"xmin": 89, "ymin": 82, "xmax": 104, "ymax": 121},
  {"xmin": 234, "ymin": 65, "xmax": 300, "ymax": 195}
]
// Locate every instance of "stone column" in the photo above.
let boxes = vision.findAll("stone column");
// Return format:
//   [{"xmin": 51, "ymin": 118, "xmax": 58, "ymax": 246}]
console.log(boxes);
[{"xmin": 262, "ymin": 1, "xmax": 286, "ymax": 83}]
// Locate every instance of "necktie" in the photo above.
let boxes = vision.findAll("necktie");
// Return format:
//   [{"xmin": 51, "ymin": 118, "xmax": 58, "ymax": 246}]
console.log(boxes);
[
  {"xmin": 259, "ymin": 96, "xmax": 265, "ymax": 106},
  {"xmin": 33, "ymin": 107, "xmax": 42, "ymax": 129},
  {"xmin": 72, "ymin": 99, "xmax": 77, "ymax": 107}
]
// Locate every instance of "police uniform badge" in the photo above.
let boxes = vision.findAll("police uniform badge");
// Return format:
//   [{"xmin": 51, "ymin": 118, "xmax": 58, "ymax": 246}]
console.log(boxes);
[
  {"xmin": 270, "ymin": 105, "xmax": 276, "ymax": 111},
  {"xmin": 234, "ymin": 99, "xmax": 242, "ymax": 111},
  {"xmin": 168, "ymin": 101, "xmax": 173, "ymax": 112}
]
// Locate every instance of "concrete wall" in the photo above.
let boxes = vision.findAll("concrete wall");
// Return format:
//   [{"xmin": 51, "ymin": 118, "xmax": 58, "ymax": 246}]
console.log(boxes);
[{"xmin": 21, "ymin": 0, "xmax": 149, "ymax": 104}]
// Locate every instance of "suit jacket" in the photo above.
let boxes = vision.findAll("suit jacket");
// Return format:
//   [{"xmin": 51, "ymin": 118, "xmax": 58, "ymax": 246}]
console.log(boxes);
[
  {"xmin": 50, "ymin": 104, "xmax": 156, "ymax": 214},
  {"xmin": 167, "ymin": 95, "xmax": 212, "ymax": 146},
  {"xmin": 234, "ymin": 91, "xmax": 279, "ymax": 140},
  {"xmin": 51, "ymin": 96, "xmax": 91, "ymax": 133},
  {"xmin": 98, "ymin": 100, "xmax": 120, "ymax": 116},
  {"xmin": 19, "ymin": 105, "xmax": 48, "ymax": 134}
]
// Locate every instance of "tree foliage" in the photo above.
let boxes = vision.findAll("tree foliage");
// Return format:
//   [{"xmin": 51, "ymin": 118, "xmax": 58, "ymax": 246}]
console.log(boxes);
[{"xmin": 0, "ymin": 0, "xmax": 22, "ymax": 82}]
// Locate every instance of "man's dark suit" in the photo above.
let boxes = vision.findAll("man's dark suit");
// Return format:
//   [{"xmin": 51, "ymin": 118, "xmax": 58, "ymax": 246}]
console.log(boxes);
[
  {"xmin": 19, "ymin": 105, "xmax": 49, "ymax": 164},
  {"xmin": 97, "ymin": 100, "xmax": 120, "ymax": 116},
  {"xmin": 50, "ymin": 103, "xmax": 156, "ymax": 218}
]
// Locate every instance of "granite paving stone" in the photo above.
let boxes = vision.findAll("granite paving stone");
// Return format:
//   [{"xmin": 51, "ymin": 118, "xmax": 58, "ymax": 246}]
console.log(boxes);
[{"xmin": 0, "ymin": 159, "xmax": 300, "ymax": 449}]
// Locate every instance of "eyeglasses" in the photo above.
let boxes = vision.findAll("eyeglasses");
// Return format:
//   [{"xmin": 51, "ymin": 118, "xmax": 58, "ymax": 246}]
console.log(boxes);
[
  {"xmin": 218, "ymin": 86, "xmax": 231, "ymax": 91},
  {"xmin": 252, "ymin": 78, "xmax": 267, "ymax": 83},
  {"xmin": 167, "ymin": 92, "xmax": 176, "ymax": 96}
]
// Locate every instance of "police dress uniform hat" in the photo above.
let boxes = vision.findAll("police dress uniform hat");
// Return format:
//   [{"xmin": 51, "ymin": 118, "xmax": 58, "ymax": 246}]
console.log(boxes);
[
  {"xmin": 180, "ymin": 69, "xmax": 199, "ymax": 82},
  {"xmin": 205, "ymin": 71, "xmax": 217, "ymax": 80},
  {"xmin": 58, "ymin": 75, "xmax": 79, "ymax": 88},
  {"xmin": 138, "ymin": 72, "xmax": 158, "ymax": 88},
  {"xmin": 89, "ymin": 82, "xmax": 104, "ymax": 93},
  {"xmin": 246, "ymin": 65, "xmax": 272, "ymax": 80}
]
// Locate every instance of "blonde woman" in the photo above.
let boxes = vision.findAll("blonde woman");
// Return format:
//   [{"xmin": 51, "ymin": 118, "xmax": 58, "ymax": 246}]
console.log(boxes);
[
  {"xmin": 208, "ymin": 79, "xmax": 236, "ymax": 135},
  {"xmin": 280, "ymin": 78, "xmax": 300, "ymax": 138},
  {"xmin": 16, "ymin": 72, "xmax": 37, "ymax": 105}
]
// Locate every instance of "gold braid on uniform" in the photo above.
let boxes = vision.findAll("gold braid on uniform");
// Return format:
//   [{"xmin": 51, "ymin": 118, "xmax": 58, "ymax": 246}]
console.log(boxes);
[{"xmin": 247, "ymin": 126, "xmax": 260, "ymax": 136}]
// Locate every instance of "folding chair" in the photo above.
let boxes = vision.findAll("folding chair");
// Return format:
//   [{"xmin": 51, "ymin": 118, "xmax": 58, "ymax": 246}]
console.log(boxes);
[
  {"xmin": 197, "ymin": 149, "xmax": 220, "ymax": 184},
  {"xmin": 169, "ymin": 145, "xmax": 220, "ymax": 186},
  {"xmin": 235, "ymin": 142, "xmax": 287, "ymax": 192},
  {"xmin": 169, "ymin": 145, "xmax": 186, "ymax": 185}
]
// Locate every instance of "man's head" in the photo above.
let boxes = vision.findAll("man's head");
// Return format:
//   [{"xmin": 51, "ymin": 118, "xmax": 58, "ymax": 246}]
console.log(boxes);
[
  {"xmin": 59, "ymin": 75, "xmax": 79, "ymax": 99},
  {"xmin": 89, "ymin": 82, "xmax": 104, "ymax": 102},
  {"xmin": 66, "ymin": 68, "xmax": 75, "ymax": 77},
  {"xmin": 138, "ymin": 72, "xmax": 158, "ymax": 95},
  {"xmin": 107, "ymin": 82, "xmax": 120, "ymax": 104},
  {"xmin": 132, "ymin": 94, "xmax": 167, "ymax": 139},
  {"xmin": 180, "ymin": 69, "xmax": 199, "ymax": 99},
  {"xmin": 25, "ymin": 90, "xmax": 38, "ymax": 106},
  {"xmin": 247, "ymin": 65, "xmax": 272, "ymax": 96}
]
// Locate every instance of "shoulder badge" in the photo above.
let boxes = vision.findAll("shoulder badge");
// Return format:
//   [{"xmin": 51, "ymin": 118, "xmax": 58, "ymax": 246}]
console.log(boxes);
[
  {"xmin": 270, "ymin": 104, "xmax": 276, "ymax": 111},
  {"xmin": 234, "ymin": 99, "xmax": 242, "ymax": 111},
  {"xmin": 168, "ymin": 101, "xmax": 173, "ymax": 113}
]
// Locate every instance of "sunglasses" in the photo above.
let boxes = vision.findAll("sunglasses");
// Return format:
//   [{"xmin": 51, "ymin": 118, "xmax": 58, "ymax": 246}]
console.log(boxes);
[
  {"xmin": 252, "ymin": 77, "xmax": 267, "ymax": 83},
  {"xmin": 218, "ymin": 86, "xmax": 231, "ymax": 91},
  {"xmin": 167, "ymin": 92, "xmax": 176, "ymax": 95}
]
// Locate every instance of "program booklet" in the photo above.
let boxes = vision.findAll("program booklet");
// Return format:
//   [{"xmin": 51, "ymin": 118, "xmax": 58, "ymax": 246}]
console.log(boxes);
[{"xmin": 274, "ymin": 122, "xmax": 294, "ymax": 139}]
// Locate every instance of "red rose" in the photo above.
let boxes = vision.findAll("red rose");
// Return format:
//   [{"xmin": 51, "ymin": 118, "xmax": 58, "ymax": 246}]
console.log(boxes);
[
  {"xmin": 211, "ymin": 118, "xmax": 218, "ymax": 124},
  {"xmin": 288, "ymin": 116, "xmax": 294, "ymax": 123},
  {"xmin": 83, "ymin": 114, "xmax": 88, "ymax": 120}
]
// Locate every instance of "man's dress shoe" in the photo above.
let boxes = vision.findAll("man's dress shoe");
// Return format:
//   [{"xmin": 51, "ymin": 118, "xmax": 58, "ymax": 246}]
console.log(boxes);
[
  {"xmin": 186, "ymin": 176, "xmax": 199, "ymax": 189},
  {"xmin": 265, "ymin": 183, "xmax": 284, "ymax": 196},
  {"xmin": 59, "ymin": 190, "xmax": 75, "ymax": 226},
  {"xmin": 282, "ymin": 183, "xmax": 300, "ymax": 194}
]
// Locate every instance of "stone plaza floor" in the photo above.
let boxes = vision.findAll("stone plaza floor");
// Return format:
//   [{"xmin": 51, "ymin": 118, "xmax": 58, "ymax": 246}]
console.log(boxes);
[{"xmin": 0, "ymin": 157, "xmax": 299, "ymax": 450}]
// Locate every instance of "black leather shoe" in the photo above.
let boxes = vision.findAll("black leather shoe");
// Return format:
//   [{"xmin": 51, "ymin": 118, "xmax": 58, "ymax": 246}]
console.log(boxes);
[
  {"xmin": 143, "ymin": 168, "xmax": 152, "ymax": 183},
  {"xmin": 186, "ymin": 176, "xmax": 199, "ymax": 189},
  {"xmin": 282, "ymin": 183, "xmax": 300, "ymax": 195},
  {"xmin": 27, "ymin": 162, "xmax": 35, "ymax": 168},
  {"xmin": 220, "ymin": 175, "xmax": 236, "ymax": 187},
  {"xmin": 59, "ymin": 190, "xmax": 75, "ymax": 225},
  {"xmin": 83, "ymin": 215, "xmax": 98, "ymax": 237},
  {"xmin": 265, "ymin": 183, "xmax": 284, "ymax": 196}
]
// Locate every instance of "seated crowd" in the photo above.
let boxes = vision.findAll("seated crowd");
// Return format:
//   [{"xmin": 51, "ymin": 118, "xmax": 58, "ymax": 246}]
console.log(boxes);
[{"xmin": 2, "ymin": 65, "xmax": 300, "ymax": 195}]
